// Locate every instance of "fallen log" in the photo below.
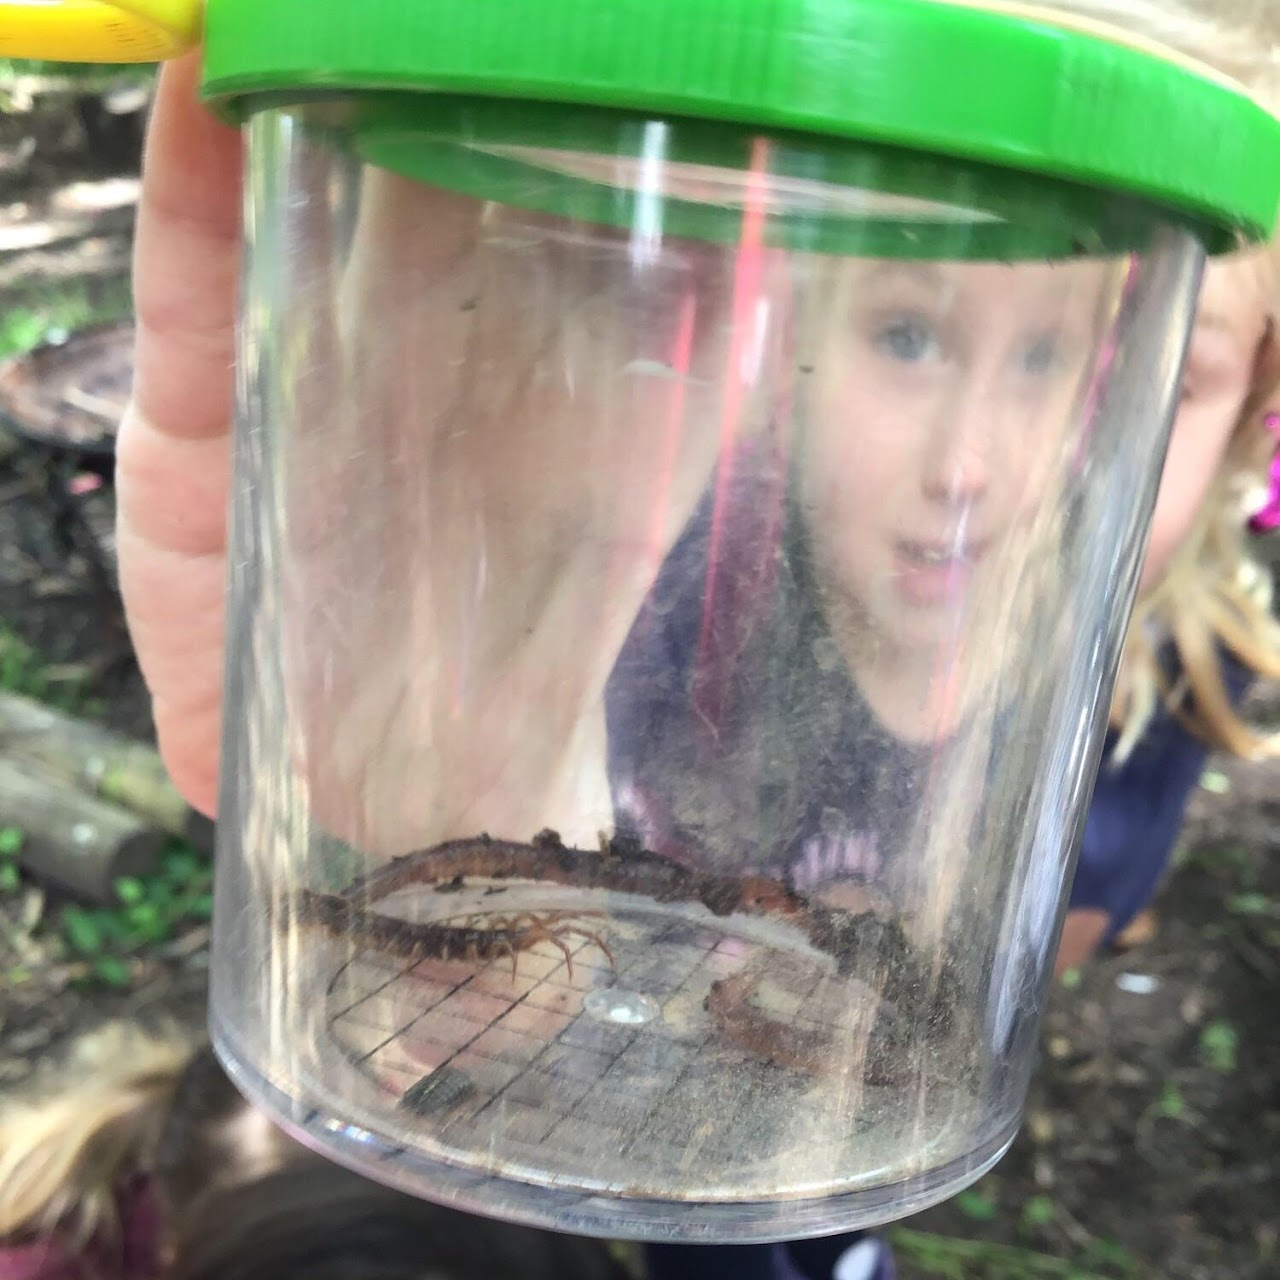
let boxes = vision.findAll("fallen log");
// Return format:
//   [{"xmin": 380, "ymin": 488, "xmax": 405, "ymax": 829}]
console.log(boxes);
[
  {"xmin": 0, "ymin": 690, "xmax": 213, "ymax": 853},
  {"xmin": 0, "ymin": 757, "xmax": 165, "ymax": 903}
]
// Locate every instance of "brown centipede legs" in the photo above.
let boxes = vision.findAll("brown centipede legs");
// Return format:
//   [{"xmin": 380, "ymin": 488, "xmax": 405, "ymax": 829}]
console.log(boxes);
[
  {"xmin": 292, "ymin": 890, "xmax": 617, "ymax": 983},
  {"xmin": 469, "ymin": 910, "xmax": 617, "ymax": 979}
]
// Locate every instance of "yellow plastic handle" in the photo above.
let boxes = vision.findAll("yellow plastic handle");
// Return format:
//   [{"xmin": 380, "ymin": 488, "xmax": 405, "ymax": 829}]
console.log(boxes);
[{"xmin": 0, "ymin": 0, "xmax": 203, "ymax": 63}]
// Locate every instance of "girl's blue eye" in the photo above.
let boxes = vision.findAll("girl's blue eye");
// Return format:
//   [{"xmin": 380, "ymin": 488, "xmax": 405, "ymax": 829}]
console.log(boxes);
[{"xmin": 874, "ymin": 317, "xmax": 939, "ymax": 364}]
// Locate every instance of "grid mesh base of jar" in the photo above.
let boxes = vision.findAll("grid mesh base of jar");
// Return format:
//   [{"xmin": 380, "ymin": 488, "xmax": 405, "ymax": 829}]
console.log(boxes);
[{"xmin": 312, "ymin": 894, "xmax": 976, "ymax": 1202}]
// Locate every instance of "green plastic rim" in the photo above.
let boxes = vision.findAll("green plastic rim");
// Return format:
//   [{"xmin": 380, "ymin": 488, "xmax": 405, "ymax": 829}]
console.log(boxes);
[{"xmin": 201, "ymin": 0, "xmax": 1280, "ymax": 254}]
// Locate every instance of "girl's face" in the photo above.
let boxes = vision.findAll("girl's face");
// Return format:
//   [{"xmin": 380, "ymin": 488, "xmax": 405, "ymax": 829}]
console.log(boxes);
[
  {"xmin": 1140, "ymin": 254, "xmax": 1274, "ymax": 592},
  {"xmin": 801, "ymin": 259, "xmax": 1106, "ymax": 655}
]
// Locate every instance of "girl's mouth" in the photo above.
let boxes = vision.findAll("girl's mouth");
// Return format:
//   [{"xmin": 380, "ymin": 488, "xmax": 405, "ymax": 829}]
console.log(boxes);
[{"xmin": 893, "ymin": 537, "xmax": 989, "ymax": 605}]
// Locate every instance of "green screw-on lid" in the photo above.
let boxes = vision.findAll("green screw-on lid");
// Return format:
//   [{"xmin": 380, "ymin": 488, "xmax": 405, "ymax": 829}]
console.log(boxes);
[{"xmin": 201, "ymin": 0, "xmax": 1280, "ymax": 253}]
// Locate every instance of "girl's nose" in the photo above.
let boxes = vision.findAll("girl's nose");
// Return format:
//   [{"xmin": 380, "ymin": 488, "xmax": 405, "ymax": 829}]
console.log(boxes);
[{"xmin": 920, "ymin": 380, "xmax": 995, "ymax": 505}]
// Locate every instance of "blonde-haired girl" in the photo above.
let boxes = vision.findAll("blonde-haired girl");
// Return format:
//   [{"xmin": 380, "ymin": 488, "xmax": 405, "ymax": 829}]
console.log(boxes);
[
  {"xmin": 1055, "ymin": 241, "xmax": 1280, "ymax": 972},
  {"xmin": 0, "ymin": 1024, "xmax": 632, "ymax": 1280}
]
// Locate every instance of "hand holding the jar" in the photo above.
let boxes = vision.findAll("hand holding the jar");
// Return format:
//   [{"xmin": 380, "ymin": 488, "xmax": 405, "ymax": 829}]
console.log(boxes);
[{"xmin": 116, "ymin": 53, "xmax": 241, "ymax": 819}]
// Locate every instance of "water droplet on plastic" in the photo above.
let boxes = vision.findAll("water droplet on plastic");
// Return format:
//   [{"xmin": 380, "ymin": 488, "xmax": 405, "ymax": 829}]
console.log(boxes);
[{"xmin": 583, "ymin": 987, "xmax": 659, "ymax": 1026}]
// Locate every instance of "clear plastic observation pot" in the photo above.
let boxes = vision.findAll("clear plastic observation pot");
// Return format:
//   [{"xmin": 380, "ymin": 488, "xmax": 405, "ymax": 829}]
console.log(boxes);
[{"xmin": 200, "ymin": 0, "xmax": 1280, "ymax": 1244}]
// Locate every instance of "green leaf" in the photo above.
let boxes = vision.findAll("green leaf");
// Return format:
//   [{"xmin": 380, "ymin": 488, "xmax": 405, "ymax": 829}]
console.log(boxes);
[
  {"xmin": 955, "ymin": 1188, "xmax": 999, "ymax": 1221},
  {"xmin": 190, "ymin": 892, "xmax": 214, "ymax": 920},
  {"xmin": 1020, "ymin": 1195, "xmax": 1056, "ymax": 1230},
  {"xmin": 1083, "ymin": 1238, "xmax": 1140, "ymax": 1278},
  {"xmin": 147, "ymin": 879, "xmax": 176, "ymax": 911},
  {"xmin": 1227, "ymin": 892, "xmax": 1271, "ymax": 916},
  {"xmin": 163, "ymin": 847, "xmax": 202, "ymax": 885},
  {"xmin": 0, "ymin": 827, "xmax": 22, "ymax": 856},
  {"xmin": 1158, "ymin": 1082, "xmax": 1185, "ymax": 1120},
  {"xmin": 92, "ymin": 955, "xmax": 132, "ymax": 988},
  {"xmin": 126, "ymin": 902, "xmax": 170, "ymax": 942},
  {"xmin": 96, "ymin": 912, "xmax": 129, "ymax": 943},
  {"xmin": 62, "ymin": 907, "xmax": 103, "ymax": 956},
  {"xmin": 1199, "ymin": 1020, "xmax": 1238, "ymax": 1074},
  {"xmin": 1059, "ymin": 966, "xmax": 1082, "ymax": 989},
  {"xmin": 0, "ymin": 311, "xmax": 46, "ymax": 355},
  {"xmin": 114, "ymin": 877, "xmax": 146, "ymax": 905},
  {"xmin": 0, "ymin": 863, "xmax": 19, "ymax": 893},
  {"xmin": 127, "ymin": 902, "xmax": 161, "ymax": 927}
]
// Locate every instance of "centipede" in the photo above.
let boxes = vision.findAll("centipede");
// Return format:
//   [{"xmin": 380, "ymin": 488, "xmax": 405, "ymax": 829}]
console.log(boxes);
[
  {"xmin": 703, "ymin": 971, "xmax": 833, "ymax": 1077},
  {"xmin": 287, "ymin": 829, "xmax": 958, "ymax": 1077},
  {"xmin": 341, "ymin": 828, "xmax": 809, "ymax": 925},
  {"xmin": 292, "ymin": 828, "xmax": 935, "ymax": 983},
  {"xmin": 291, "ymin": 888, "xmax": 614, "ymax": 978},
  {"xmin": 703, "ymin": 970, "xmax": 913, "ymax": 1086}
]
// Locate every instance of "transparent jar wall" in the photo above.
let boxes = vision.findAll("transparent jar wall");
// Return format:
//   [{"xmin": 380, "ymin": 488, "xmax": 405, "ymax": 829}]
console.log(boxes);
[{"xmin": 211, "ymin": 99, "xmax": 1205, "ymax": 1240}]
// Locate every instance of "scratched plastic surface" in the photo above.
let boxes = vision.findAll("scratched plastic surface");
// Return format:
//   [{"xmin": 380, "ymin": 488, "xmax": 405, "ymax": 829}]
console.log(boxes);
[{"xmin": 209, "ymin": 99, "xmax": 1205, "ymax": 1240}]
